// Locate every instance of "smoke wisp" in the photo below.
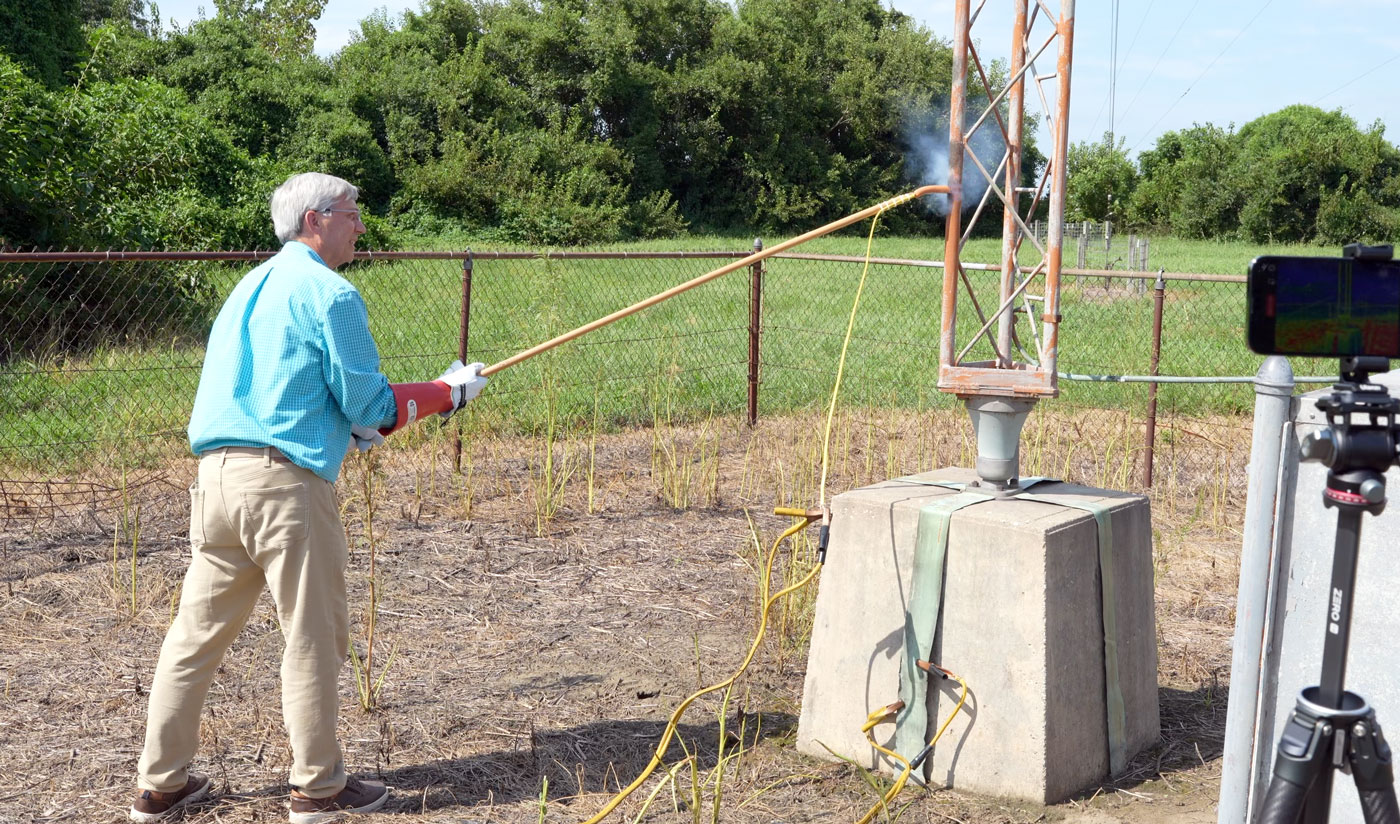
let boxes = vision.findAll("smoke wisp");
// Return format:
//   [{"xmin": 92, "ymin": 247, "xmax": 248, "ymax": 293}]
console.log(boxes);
[{"xmin": 902, "ymin": 105, "xmax": 1009, "ymax": 217}]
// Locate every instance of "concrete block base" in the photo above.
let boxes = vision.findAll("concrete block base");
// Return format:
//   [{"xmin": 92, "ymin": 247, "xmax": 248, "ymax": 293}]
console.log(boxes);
[{"xmin": 795, "ymin": 468, "xmax": 1159, "ymax": 803}]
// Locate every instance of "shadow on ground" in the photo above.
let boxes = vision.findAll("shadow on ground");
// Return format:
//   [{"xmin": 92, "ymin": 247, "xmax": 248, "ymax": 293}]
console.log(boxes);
[
  {"xmin": 372, "ymin": 712, "xmax": 799, "ymax": 812},
  {"xmin": 1073, "ymin": 683, "xmax": 1226, "ymax": 802}
]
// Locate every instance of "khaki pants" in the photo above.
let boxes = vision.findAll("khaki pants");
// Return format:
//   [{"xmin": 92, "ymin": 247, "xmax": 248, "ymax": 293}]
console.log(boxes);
[{"xmin": 137, "ymin": 448, "xmax": 350, "ymax": 798}]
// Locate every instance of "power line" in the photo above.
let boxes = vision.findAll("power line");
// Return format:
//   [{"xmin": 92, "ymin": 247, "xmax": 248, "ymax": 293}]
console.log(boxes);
[
  {"xmin": 1312, "ymin": 51, "xmax": 1400, "ymax": 108},
  {"xmin": 1117, "ymin": 0, "xmax": 1155, "ymax": 74},
  {"xmin": 1127, "ymin": 0, "xmax": 1275, "ymax": 153},
  {"xmin": 1115, "ymin": 0, "xmax": 1203, "ymax": 131},
  {"xmin": 1109, "ymin": 0, "xmax": 1119, "ymax": 146},
  {"xmin": 1085, "ymin": 0, "xmax": 1155, "ymax": 143}
]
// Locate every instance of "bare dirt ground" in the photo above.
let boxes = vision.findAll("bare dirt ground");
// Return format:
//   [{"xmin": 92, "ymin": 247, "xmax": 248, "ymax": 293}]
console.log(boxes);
[{"xmin": 0, "ymin": 408, "xmax": 1242, "ymax": 823}]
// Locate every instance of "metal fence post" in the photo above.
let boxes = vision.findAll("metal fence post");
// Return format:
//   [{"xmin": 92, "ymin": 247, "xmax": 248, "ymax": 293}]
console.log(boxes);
[
  {"xmin": 1218, "ymin": 356, "xmax": 1295, "ymax": 824},
  {"xmin": 748, "ymin": 238, "xmax": 763, "ymax": 426},
  {"xmin": 453, "ymin": 251, "xmax": 473, "ymax": 472},
  {"xmin": 1142, "ymin": 269, "xmax": 1166, "ymax": 487}
]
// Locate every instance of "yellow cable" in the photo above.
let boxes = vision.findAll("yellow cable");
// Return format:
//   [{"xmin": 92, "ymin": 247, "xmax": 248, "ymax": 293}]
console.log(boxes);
[
  {"xmin": 580, "ymin": 513, "xmax": 819, "ymax": 824},
  {"xmin": 794, "ymin": 205, "xmax": 974, "ymax": 824},
  {"xmin": 853, "ymin": 671, "xmax": 969, "ymax": 824},
  {"xmin": 819, "ymin": 208, "xmax": 888, "ymax": 509},
  {"xmin": 583, "ymin": 202, "xmax": 903, "ymax": 824},
  {"xmin": 860, "ymin": 703, "xmax": 910, "ymax": 768}
]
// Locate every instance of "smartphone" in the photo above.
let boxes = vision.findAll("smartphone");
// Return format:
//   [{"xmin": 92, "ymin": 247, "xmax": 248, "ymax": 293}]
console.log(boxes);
[{"xmin": 1246, "ymin": 255, "xmax": 1400, "ymax": 357}]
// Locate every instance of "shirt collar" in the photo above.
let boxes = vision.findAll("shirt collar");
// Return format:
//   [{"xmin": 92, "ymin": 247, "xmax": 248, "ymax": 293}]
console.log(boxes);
[{"xmin": 283, "ymin": 240, "xmax": 328, "ymax": 268}]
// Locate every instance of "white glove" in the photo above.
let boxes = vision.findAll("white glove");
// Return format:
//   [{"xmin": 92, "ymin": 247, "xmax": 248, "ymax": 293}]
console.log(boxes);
[
  {"xmin": 350, "ymin": 424, "xmax": 385, "ymax": 452},
  {"xmin": 437, "ymin": 360, "xmax": 488, "ymax": 417}
]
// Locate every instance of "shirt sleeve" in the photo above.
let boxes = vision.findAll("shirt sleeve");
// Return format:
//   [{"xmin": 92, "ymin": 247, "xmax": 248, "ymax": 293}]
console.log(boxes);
[{"xmin": 321, "ymin": 289, "xmax": 397, "ymax": 429}]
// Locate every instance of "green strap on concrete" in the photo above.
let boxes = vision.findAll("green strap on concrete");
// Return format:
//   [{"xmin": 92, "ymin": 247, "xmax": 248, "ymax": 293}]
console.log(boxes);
[
  {"xmin": 892, "ymin": 478, "xmax": 1129, "ymax": 776},
  {"xmin": 893, "ymin": 477, "xmax": 1050, "ymax": 760},
  {"xmin": 1019, "ymin": 492, "xmax": 1128, "ymax": 775},
  {"xmin": 894, "ymin": 489, "xmax": 992, "ymax": 760}
]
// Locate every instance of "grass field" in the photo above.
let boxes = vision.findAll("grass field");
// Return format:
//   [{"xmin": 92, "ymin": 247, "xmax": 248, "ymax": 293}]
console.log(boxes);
[
  {"xmin": 0, "ymin": 229, "xmax": 1344, "ymax": 478},
  {"xmin": 404, "ymin": 226, "xmax": 1340, "ymax": 275}
]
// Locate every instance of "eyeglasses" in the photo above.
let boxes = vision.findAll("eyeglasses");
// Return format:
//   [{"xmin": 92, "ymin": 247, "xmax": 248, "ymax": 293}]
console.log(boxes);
[{"xmin": 318, "ymin": 208, "xmax": 362, "ymax": 221}]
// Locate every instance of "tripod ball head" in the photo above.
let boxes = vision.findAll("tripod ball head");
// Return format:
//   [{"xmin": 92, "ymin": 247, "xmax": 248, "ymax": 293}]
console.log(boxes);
[
  {"xmin": 1302, "ymin": 359, "xmax": 1400, "ymax": 515},
  {"xmin": 1300, "ymin": 429, "xmax": 1337, "ymax": 465}
]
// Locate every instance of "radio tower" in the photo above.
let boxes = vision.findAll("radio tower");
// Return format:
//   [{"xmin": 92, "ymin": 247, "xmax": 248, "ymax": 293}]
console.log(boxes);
[{"xmin": 938, "ymin": 0, "xmax": 1076, "ymax": 491}]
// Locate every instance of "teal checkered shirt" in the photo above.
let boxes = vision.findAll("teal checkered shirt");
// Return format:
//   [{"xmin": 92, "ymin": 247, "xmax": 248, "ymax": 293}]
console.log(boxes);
[{"xmin": 189, "ymin": 242, "xmax": 397, "ymax": 482}]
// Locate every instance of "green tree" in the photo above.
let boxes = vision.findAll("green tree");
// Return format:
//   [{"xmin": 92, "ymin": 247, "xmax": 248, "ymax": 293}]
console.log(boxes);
[
  {"xmin": 278, "ymin": 108, "xmax": 394, "ymax": 209},
  {"xmin": 1066, "ymin": 133, "xmax": 1136, "ymax": 223},
  {"xmin": 1316, "ymin": 185, "xmax": 1400, "ymax": 245},
  {"xmin": 335, "ymin": 4, "xmax": 474, "ymax": 175},
  {"xmin": 80, "ymin": 0, "xmax": 158, "ymax": 32},
  {"xmin": 1128, "ymin": 108, "xmax": 1400, "ymax": 243},
  {"xmin": 369, "ymin": 0, "xmax": 673, "ymax": 242},
  {"xmin": 1231, "ymin": 105, "xmax": 1400, "ymax": 243},
  {"xmin": 215, "ymin": 0, "xmax": 329, "ymax": 59},
  {"xmin": 66, "ymin": 76, "xmax": 272, "ymax": 248},
  {"xmin": 1127, "ymin": 123, "xmax": 1240, "ymax": 238},
  {"xmin": 0, "ymin": 54, "xmax": 83, "ymax": 244},
  {"xmin": 0, "ymin": 55, "xmax": 280, "ymax": 355},
  {"xmin": 0, "ymin": 0, "xmax": 88, "ymax": 87},
  {"xmin": 157, "ymin": 16, "xmax": 334, "ymax": 157},
  {"xmin": 657, "ymin": 0, "xmax": 955, "ymax": 231},
  {"xmin": 308, "ymin": 0, "xmax": 961, "ymax": 240}
]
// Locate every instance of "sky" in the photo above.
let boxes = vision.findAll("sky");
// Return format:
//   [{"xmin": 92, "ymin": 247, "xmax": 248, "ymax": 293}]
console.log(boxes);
[{"xmin": 152, "ymin": 0, "xmax": 1400, "ymax": 157}]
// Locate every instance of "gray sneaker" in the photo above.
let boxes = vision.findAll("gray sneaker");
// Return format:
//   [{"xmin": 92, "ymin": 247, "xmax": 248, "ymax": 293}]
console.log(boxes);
[
  {"xmin": 288, "ymin": 777, "xmax": 390, "ymax": 823},
  {"xmin": 129, "ymin": 773, "xmax": 212, "ymax": 822}
]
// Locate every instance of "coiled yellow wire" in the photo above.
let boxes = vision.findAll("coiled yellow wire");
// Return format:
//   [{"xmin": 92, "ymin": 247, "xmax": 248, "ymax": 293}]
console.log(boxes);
[
  {"xmin": 854, "ymin": 668, "xmax": 969, "ymax": 824},
  {"xmin": 579, "ymin": 511, "xmax": 821, "ymax": 824},
  {"xmin": 581, "ymin": 202, "xmax": 916, "ymax": 824}
]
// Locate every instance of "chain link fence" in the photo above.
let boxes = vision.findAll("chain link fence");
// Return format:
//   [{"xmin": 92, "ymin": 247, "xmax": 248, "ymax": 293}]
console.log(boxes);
[
  {"xmin": 1029, "ymin": 219, "xmax": 1153, "ymax": 273},
  {"xmin": 0, "ymin": 248, "xmax": 1329, "ymax": 519},
  {"xmin": 757, "ymin": 255, "xmax": 1312, "ymax": 497}
]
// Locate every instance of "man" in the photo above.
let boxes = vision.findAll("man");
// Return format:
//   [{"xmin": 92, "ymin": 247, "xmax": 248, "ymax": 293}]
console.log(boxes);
[{"xmin": 129, "ymin": 172, "xmax": 486, "ymax": 824}]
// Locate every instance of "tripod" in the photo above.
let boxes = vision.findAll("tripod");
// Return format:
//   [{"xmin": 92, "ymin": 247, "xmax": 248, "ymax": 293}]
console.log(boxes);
[{"xmin": 1255, "ymin": 356, "xmax": 1400, "ymax": 824}]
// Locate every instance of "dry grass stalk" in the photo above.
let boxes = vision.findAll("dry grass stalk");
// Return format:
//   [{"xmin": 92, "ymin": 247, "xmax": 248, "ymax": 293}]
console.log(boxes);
[
  {"xmin": 0, "ymin": 406, "xmax": 1249, "ymax": 823},
  {"xmin": 651, "ymin": 416, "xmax": 720, "ymax": 511},
  {"xmin": 348, "ymin": 448, "xmax": 395, "ymax": 712}
]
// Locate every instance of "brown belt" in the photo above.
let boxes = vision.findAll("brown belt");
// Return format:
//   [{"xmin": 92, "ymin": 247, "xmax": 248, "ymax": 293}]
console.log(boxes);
[{"xmin": 200, "ymin": 446, "xmax": 294, "ymax": 463}]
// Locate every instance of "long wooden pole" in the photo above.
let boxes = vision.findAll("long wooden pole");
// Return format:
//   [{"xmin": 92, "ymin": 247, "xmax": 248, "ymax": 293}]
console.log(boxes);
[{"xmin": 481, "ymin": 184, "xmax": 949, "ymax": 377}]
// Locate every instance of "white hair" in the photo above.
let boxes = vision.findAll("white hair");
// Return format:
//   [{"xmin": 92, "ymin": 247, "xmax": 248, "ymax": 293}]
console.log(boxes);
[{"xmin": 270, "ymin": 173, "xmax": 360, "ymax": 243}]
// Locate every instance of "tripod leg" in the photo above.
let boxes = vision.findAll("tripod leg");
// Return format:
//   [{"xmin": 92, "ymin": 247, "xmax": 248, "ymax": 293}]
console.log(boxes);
[
  {"xmin": 1255, "ymin": 705, "xmax": 1335, "ymax": 824},
  {"xmin": 1358, "ymin": 789, "xmax": 1400, "ymax": 824},
  {"xmin": 1350, "ymin": 711, "xmax": 1400, "ymax": 824},
  {"xmin": 1256, "ymin": 772, "xmax": 1312, "ymax": 824}
]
